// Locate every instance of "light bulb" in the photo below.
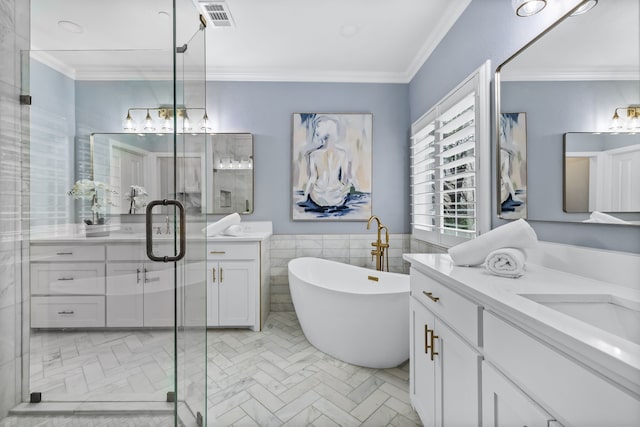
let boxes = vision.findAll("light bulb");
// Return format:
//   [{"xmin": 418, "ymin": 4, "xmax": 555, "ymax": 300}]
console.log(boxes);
[
  {"xmin": 162, "ymin": 117, "xmax": 173, "ymax": 132},
  {"xmin": 628, "ymin": 114, "xmax": 639, "ymax": 130},
  {"xmin": 218, "ymin": 158, "xmax": 224, "ymax": 169},
  {"xmin": 512, "ymin": 0, "xmax": 547, "ymax": 17},
  {"xmin": 123, "ymin": 111, "xmax": 136, "ymax": 132},
  {"xmin": 248, "ymin": 158, "xmax": 253, "ymax": 169},
  {"xmin": 183, "ymin": 112, "xmax": 192, "ymax": 132},
  {"xmin": 609, "ymin": 111, "xmax": 621, "ymax": 130},
  {"xmin": 200, "ymin": 111, "xmax": 212, "ymax": 132},
  {"xmin": 144, "ymin": 109, "xmax": 156, "ymax": 132}
]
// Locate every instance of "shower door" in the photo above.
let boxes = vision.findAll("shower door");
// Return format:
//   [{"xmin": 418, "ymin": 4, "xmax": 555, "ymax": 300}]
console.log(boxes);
[{"xmin": 26, "ymin": 0, "xmax": 208, "ymax": 425}]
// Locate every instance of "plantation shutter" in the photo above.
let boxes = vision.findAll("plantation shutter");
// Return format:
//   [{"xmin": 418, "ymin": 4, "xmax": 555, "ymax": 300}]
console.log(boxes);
[{"xmin": 411, "ymin": 61, "xmax": 490, "ymax": 247}]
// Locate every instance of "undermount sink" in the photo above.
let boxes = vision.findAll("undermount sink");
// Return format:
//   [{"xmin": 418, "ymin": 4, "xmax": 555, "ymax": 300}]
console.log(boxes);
[{"xmin": 520, "ymin": 293, "xmax": 640, "ymax": 346}]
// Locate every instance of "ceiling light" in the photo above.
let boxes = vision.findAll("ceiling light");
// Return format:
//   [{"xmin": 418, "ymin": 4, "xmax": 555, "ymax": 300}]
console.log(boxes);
[
  {"xmin": 570, "ymin": 0, "xmax": 598, "ymax": 16},
  {"xmin": 58, "ymin": 20, "xmax": 83, "ymax": 34},
  {"xmin": 512, "ymin": 0, "xmax": 547, "ymax": 17}
]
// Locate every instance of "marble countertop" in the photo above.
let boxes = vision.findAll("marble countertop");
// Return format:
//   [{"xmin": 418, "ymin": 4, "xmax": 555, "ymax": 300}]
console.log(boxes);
[{"xmin": 403, "ymin": 253, "xmax": 640, "ymax": 394}]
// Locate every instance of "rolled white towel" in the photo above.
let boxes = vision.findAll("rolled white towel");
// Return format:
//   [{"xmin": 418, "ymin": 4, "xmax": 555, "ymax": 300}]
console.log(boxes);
[
  {"xmin": 202, "ymin": 213, "xmax": 241, "ymax": 237},
  {"xmin": 222, "ymin": 224, "xmax": 244, "ymax": 236},
  {"xmin": 448, "ymin": 219, "xmax": 537, "ymax": 266},
  {"xmin": 484, "ymin": 248, "xmax": 526, "ymax": 278}
]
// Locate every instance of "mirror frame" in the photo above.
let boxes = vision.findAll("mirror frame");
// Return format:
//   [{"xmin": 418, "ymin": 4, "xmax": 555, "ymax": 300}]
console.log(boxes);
[{"xmin": 493, "ymin": 0, "xmax": 639, "ymax": 225}]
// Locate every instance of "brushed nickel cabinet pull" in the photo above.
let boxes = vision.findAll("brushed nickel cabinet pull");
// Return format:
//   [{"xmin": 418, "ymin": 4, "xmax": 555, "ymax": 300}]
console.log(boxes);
[
  {"xmin": 212, "ymin": 268, "xmax": 216, "ymax": 283},
  {"xmin": 210, "ymin": 251, "xmax": 226, "ymax": 255},
  {"xmin": 136, "ymin": 268, "xmax": 141, "ymax": 284},
  {"xmin": 423, "ymin": 291, "xmax": 440, "ymax": 302},
  {"xmin": 56, "ymin": 252, "xmax": 73, "ymax": 255},
  {"xmin": 220, "ymin": 267, "xmax": 223, "ymax": 283},
  {"xmin": 57, "ymin": 277, "xmax": 74, "ymax": 281},
  {"xmin": 57, "ymin": 310, "xmax": 74, "ymax": 315}
]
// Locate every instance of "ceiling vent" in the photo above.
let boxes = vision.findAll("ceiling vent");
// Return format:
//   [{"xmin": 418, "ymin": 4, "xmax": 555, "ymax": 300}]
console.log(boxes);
[{"xmin": 193, "ymin": 1, "xmax": 236, "ymax": 28}]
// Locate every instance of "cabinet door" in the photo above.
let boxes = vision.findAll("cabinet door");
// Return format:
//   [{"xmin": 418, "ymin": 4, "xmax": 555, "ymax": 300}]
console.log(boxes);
[
  {"xmin": 482, "ymin": 362, "xmax": 556, "ymax": 427},
  {"xmin": 143, "ymin": 262, "xmax": 175, "ymax": 327},
  {"xmin": 435, "ymin": 319, "xmax": 481, "ymax": 427},
  {"xmin": 106, "ymin": 263, "xmax": 143, "ymax": 327},
  {"xmin": 218, "ymin": 260, "xmax": 256, "ymax": 327},
  {"xmin": 410, "ymin": 299, "xmax": 436, "ymax": 427}
]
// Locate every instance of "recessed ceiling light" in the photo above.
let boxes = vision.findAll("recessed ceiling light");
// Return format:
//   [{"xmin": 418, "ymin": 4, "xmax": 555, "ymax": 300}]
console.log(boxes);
[
  {"xmin": 570, "ymin": 0, "xmax": 597, "ymax": 16},
  {"xmin": 58, "ymin": 20, "xmax": 83, "ymax": 34},
  {"xmin": 340, "ymin": 24, "xmax": 360, "ymax": 38}
]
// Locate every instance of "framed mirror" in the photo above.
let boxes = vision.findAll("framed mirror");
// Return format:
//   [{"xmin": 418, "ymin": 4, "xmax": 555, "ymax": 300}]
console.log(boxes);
[
  {"xmin": 495, "ymin": 0, "xmax": 640, "ymax": 225},
  {"xmin": 90, "ymin": 132, "xmax": 253, "ymax": 215}
]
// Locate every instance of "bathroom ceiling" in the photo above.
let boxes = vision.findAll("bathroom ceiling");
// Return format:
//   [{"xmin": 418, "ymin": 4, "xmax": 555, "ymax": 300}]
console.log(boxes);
[{"xmin": 30, "ymin": 0, "xmax": 471, "ymax": 82}]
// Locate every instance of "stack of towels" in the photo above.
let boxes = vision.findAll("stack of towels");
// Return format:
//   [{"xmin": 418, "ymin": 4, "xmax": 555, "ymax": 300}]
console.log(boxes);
[{"xmin": 448, "ymin": 219, "xmax": 538, "ymax": 278}]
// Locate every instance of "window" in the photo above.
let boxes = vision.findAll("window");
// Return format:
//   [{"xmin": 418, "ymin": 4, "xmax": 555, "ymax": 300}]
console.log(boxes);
[{"xmin": 411, "ymin": 61, "xmax": 491, "ymax": 247}]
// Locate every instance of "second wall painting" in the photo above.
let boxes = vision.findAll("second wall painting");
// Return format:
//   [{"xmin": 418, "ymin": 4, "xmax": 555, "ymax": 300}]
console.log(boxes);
[
  {"xmin": 292, "ymin": 113, "xmax": 372, "ymax": 221},
  {"xmin": 499, "ymin": 112, "xmax": 528, "ymax": 219}
]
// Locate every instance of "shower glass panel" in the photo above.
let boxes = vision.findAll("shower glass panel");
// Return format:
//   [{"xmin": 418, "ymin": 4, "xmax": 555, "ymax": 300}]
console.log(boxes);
[
  {"xmin": 175, "ymin": 0, "xmax": 208, "ymax": 425},
  {"xmin": 27, "ymin": 1, "xmax": 208, "ymax": 424}
]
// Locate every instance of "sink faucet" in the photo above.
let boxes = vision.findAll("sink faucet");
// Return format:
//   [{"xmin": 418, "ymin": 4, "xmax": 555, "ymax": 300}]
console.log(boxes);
[{"xmin": 367, "ymin": 215, "xmax": 389, "ymax": 271}]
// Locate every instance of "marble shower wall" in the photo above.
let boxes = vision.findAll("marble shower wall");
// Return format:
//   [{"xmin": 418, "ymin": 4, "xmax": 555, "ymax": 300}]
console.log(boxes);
[
  {"xmin": 269, "ymin": 234, "xmax": 411, "ymax": 312},
  {"xmin": 0, "ymin": 0, "xmax": 29, "ymax": 418}
]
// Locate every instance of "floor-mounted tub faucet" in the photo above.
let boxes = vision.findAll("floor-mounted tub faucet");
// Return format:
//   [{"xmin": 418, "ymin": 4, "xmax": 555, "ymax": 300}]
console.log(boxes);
[{"xmin": 367, "ymin": 215, "xmax": 389, "ymax": 271}]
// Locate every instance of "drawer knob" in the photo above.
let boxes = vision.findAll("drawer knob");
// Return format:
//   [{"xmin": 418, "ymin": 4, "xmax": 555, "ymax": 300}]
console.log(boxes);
[{"xmin": 423, "ymin": 291, "xmax": 440, "ymax": 302}]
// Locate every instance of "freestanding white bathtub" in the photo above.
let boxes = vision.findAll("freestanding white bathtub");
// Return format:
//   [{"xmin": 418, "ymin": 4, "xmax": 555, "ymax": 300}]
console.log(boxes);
[{"xmin": 288, "ymin": 257, "xmax": 410, "ymax": 369}]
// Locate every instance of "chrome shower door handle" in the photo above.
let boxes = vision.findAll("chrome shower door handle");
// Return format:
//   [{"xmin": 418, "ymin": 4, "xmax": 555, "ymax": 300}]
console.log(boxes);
[{"xmin": 146, "ymin": 199, "xmax": 186, "ymax": 263}]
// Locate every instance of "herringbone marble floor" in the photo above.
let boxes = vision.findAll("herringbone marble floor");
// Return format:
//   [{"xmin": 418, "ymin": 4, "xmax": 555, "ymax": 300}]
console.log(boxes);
[{"xmin": 7, "ymin": 312, "xmax": 420, "ymax": 426}]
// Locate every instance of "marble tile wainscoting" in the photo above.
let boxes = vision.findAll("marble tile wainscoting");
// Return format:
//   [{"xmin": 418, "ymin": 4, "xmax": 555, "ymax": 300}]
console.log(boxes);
[
  {"xmin": 0, "ymin": 0, "xmax": 30, "ymax": 420},
  {"xmin": 269, "ymin": 234, "xmax": 411, "ymax": 312}
]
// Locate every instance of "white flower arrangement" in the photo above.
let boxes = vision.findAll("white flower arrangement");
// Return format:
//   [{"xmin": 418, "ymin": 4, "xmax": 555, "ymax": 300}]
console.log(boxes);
[
  {"xmin": 126, "ymin": 185, "xmax": 149, "ymax": 214},
  {"xmin": 68, "ymin": 179, "xmax": 118, "ymax": 225}
]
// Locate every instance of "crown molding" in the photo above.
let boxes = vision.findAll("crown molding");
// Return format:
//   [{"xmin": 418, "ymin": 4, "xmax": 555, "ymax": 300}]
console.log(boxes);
[
  {"xmin": 501, "ymin": 67, "xmax": 640, "ymax": 81},
  {"xmin": 405, "ymin": 0, "xmax": 472, "ymax": 82},
  {"xmin": 30, "ymin": 49, "xmax": 77, "ymax": 80}
]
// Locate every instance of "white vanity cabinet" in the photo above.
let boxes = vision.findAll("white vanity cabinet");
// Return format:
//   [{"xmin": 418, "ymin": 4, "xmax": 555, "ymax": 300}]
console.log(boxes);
[
  {"xmin": 406, "ymin": 251, "xmax": 640, "ymax": 427},
  {"xmin": 207, "ymin": 241, "xmax": 260, "ymax": 331},
  {"xmin": 106, "ymin": 243, "xmax": 175, "ymax": 327},
  {"xmin": 30, "ymin": 244, "xmax": 107, "ymax": 328},
  {"xmin": 409, "ymin": 268, "xmax": 482, "ymax": 427}
]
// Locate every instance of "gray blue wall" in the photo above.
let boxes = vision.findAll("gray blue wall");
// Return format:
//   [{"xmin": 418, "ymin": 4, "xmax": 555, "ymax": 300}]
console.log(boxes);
[{"xmin": 408, "ymin": 0, "xmax": 640, "ymax": 253}]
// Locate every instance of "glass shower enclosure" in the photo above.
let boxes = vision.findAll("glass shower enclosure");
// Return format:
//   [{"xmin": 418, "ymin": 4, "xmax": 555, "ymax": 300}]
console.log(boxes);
[{"xmin": 26, "ymin": 1, "xmax": 208, "ymax": 425}]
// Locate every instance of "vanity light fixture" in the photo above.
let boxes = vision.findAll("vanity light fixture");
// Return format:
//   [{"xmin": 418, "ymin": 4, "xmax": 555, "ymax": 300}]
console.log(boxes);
[
  {"xmin": 512, "ymin": 0, "xmax": 547, "ymax": 17},
  {"xmin": 609, "ymin": 106, "xmax": 640, "ymax": 131},
  {"xmin": 122, "ymin": 106, "xmax": 210, "ymax": 133}
]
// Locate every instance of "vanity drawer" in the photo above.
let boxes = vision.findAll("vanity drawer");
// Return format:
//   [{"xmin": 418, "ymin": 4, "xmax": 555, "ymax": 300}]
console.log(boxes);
[
  {"xmin": 207, "ymin": 242, "xmax": 259, "ymax": 260},
  {"xmin": 107, "ymin": 242, "xmax": 173, "ymax": 261},
  {"xmin": 30, "ymin": 245, "xmax": 105, "ymax": 262},
  {"xmin": 31, "ymin": 296, "xmax": 105, "ymax": 328},
  {"xmin": 31, "ymin": 263, "xmax": 105, "ymax": 295},
  {"xmin": 410, "ymin": 267, "xmax": 481, "ymax": 346},
  {"xmin": 484, "ymin": 311, "xmax": 640, "ymax": 427}
]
